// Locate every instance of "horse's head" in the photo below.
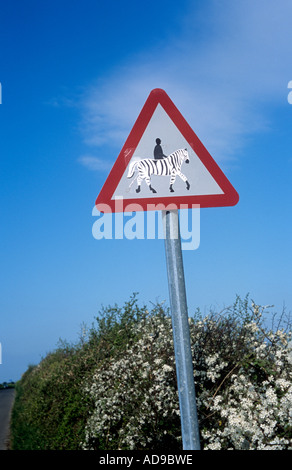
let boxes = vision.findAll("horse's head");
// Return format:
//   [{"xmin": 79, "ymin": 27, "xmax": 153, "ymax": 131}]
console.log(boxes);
[{"xmin": 183, "ymin": 148, "xmax": 189, "ymax": 163}]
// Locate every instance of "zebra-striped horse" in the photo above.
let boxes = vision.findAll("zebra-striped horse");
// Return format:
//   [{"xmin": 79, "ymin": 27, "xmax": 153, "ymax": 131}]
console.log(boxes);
[{"xmin": 127, "ymin": 148, "xmax": 190, "ymax": 194}]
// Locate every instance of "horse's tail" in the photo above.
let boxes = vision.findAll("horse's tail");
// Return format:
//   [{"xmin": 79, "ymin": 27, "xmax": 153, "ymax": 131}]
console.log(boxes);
[{"xmin": 127, "ymin": 160, "xmax": 139, "ymax": 178}]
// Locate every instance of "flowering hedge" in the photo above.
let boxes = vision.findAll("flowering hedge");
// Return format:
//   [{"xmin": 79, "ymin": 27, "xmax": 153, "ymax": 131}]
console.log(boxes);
[
  {"xmin": 11, "ymin": 295, "xmax": 292, "ymax": 450},
  {"xmin": 191, "ymin": 300, "xmax": 292, "ymax": 450},
  {"xmin": 82, "ymin": 296, "xmax": 292, "ymax": 450},
  {"xmin": 82, "ymin": 310, "xmax": 180, "ymax": 450}
]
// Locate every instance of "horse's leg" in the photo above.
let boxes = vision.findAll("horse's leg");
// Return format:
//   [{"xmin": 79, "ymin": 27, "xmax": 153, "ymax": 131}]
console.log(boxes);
[
  {"xmin": 145, "ymin": 175, "xmax": 156, "ymax": 193},
  {"xmin": 169, "ymin": 171, "xmax": 176, "ymax": 192},
  {"xmin": 177, "ymin": 171, "xmax": 190, "ymax": 190},
  {"xmin": 136, "ymin": 174, "xmax": 142, "ymax": 193}
]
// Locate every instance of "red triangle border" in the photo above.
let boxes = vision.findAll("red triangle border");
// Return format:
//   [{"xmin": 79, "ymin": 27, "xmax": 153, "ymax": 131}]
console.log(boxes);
[{"xmin": 95, "ymin": 88, "xmax": 239, "ymax": 212}]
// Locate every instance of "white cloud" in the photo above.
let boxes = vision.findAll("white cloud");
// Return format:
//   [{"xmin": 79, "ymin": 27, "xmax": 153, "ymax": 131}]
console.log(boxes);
[
  {"xmin": 78, "ymin": 155, "xmax": 114, "ymax": 172},
  {"xmin": 78, "ymin": 0, "xmax": 292, "ymax": 168}
]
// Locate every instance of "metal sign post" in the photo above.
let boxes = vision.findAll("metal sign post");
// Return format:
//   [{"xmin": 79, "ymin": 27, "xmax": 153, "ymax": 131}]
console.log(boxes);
[{"xmin": 162, "ymin": 209, "xmax": 201, "ymax": 450}]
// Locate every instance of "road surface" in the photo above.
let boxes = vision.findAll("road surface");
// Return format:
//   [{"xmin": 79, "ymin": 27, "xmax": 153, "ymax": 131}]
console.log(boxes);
[{"xmin": 0, "ymin": 389, "xmax": 15, "ymax": 450}]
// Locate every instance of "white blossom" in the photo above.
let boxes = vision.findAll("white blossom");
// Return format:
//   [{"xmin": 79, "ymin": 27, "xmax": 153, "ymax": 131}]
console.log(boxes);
[{"xmin": 81, "ymin": 302, "xmax": 292, "ymax": 450}]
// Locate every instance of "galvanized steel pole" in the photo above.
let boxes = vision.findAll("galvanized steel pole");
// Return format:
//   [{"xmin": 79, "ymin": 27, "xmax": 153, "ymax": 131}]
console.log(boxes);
[{"xmin": 162, "ymin": 209, "xmax": 200, "ymax": 450}]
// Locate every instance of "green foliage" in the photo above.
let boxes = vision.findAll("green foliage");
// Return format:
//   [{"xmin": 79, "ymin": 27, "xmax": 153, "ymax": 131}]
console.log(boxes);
[
  {"xmin": 0, "ymin": 381, "xmax": 15, "ymax": 389},
  {"xmin": 11, "ymin": 294, "xmax": 151, "ymax": 450},
  {"xmin": 10, "ymin": 294, "xmax": 292, "ymax": 450}
]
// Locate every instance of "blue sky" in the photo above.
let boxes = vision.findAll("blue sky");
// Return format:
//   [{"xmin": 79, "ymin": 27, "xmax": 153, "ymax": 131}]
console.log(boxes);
[{"xmin": 1, "ymin": 0, "xmax": 292, "ymax": 382}]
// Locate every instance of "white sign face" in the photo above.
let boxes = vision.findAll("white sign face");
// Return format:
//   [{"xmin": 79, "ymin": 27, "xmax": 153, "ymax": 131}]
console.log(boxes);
[{"xmin": 112, "ymin": 104, "xmax": 224, "ymax": 200}]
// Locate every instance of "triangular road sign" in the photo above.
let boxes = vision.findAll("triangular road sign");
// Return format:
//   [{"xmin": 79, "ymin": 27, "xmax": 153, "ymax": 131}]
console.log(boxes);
[{"xmin": 95, "ymin": 88, "xmax": 239, "ymax": 212}]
